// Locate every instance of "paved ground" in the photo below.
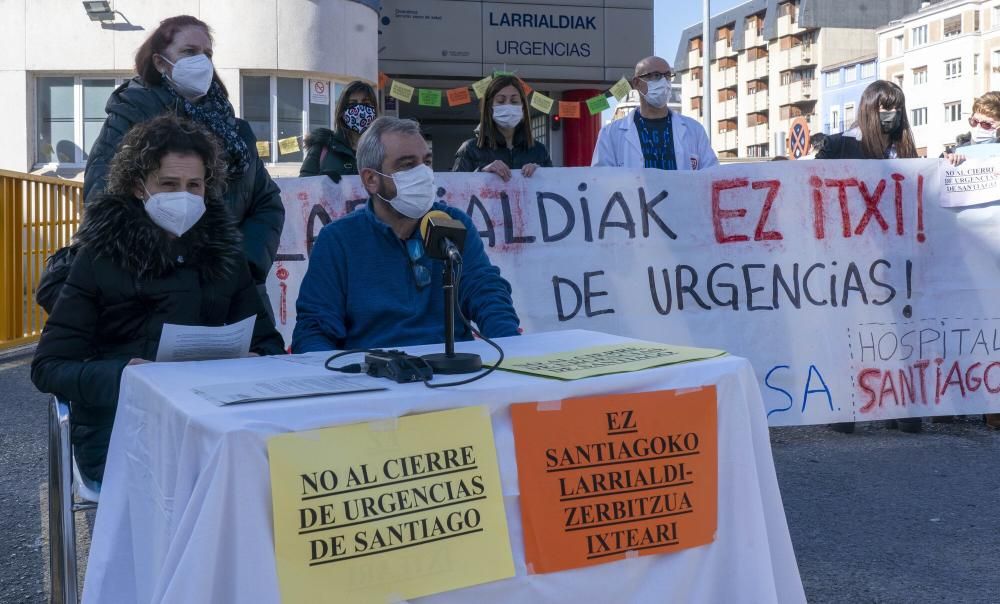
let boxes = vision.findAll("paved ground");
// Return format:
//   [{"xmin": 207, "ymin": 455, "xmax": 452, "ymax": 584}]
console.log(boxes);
[{"xmin": 2, "ymin": 348, "xmax": 998, "ymax": 603}]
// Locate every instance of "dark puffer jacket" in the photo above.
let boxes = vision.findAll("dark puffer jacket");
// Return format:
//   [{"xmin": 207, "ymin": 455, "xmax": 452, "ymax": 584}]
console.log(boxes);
[
  {"xmin": 299, "ymin": 127, "xmax": 358, "ymax": 180},
  {"xmin": 452, "ymin": 129, "xmax": 553, "ymax": 173},
  {"xmin": 31, "ymin": 193, "xmax": 286, "ymax": 482},
  {"xmin": 83, "ymin": 77, "xmax": 284, "ymax": 284}
]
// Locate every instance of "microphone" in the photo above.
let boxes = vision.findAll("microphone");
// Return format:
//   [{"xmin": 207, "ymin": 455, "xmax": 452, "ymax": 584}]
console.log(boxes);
[{"xmin": 419, "ymin": 210, "xmax": 467, "ymax": 262}]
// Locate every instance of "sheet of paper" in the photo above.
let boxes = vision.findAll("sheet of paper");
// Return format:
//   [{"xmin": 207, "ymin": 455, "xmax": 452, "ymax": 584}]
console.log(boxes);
[
  {"xmin": 191, "ymin": 374, "xmax": 386, "ymax": 405},
  {"xmin": 939, "ymin": 157, "xmax": 1000, "ymax": 208},
  {"xmin": 585, "ymin": 94, "xmax": 610, "ymax": 115},
  {"xmin": 446, "ymin": 86, "xmax": 472, "ymax": 106},
  {"xmin": 609, "ymin": 77, "xmax": 632, "ymax": 101},
  {"xmin": 530, "ymin": 92, "xmax": 554, "ymax": 114},
  {"xmin": 156, "ymin": 315, "xmax": 255, "ymax": 362},
  {"xmin": 558, "ymin": 100, "xmax": 581, "ymax": 118},
  {"xmin": 268, "ymin": 406, "xmax": 514, "ymax": 602},
  {"xmin": 500, "ymin": 342, "xmax": 726, "ymax": 381}
]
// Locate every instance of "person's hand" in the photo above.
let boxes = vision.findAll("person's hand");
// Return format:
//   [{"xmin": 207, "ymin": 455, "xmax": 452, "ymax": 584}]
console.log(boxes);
[
  {"xmin": 945, "ymin": 153, "xmax": 966, "ymax": 166},
  {"xmin": 521, "ymin": 163, "xmax": 539, "ymax": 177},
  {"xmin": 127, "ymin": 358, "xmax": 149, "ymax": 366},
  {"xmin": 482, "ymin": 160, "xmax": 512, "ymax": 182}
]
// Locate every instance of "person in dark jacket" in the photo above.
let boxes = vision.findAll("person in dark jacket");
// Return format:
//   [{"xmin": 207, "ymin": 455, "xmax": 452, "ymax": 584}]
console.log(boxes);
[
  {"xmin": 452, "ymin": 75, "xmax": 552, "ymax": 181},
  {"xmin": 817, "ymin": 80, "xmax": 921, "ymax": 435},
  {"xmin": 816, "ymin": 80, "xmax": 918, "ymax": 161},
  {"xmin": 32, "ymin": 115, "xmax": 285, "ymax": 484},
  {"xmin": 83, "ymin": 15, "xmax": 284, "ymax": 292},
  {"xmin": 300, "ymin": 80, "xmax": 379, "ymax": 181}
]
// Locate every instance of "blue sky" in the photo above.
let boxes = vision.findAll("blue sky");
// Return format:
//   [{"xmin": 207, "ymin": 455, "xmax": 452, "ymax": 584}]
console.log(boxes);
[{"xmin": 655, "ymin": 0, "xmax": 750, "ymax": 66}]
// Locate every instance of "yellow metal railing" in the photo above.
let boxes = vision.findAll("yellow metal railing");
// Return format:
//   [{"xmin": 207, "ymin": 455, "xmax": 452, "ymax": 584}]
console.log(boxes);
[{"xmin": 0, "ymin": 169, "xmax": 82, "ymax": 350}]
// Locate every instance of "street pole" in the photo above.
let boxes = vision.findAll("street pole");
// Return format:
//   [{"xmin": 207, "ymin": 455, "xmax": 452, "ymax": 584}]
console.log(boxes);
[{"xmin": 702, "ymin": 0, "xmax": 712, "ymax": 146}]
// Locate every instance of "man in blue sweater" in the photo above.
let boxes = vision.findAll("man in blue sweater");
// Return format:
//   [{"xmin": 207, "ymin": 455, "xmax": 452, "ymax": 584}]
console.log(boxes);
[{"xmin": 292, "ymin": 117, "xmax": 521, "ymax": 352}]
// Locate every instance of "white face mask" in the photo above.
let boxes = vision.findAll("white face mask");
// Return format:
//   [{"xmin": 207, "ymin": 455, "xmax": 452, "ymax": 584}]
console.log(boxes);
[
  {"xmin": 142, "ymin": 185, "xmax": 206, "ymax": 237},
  {"xmin": 971, "ymin": 125, "xmax": 996, "ymax": 144},
  {"xmin": 492, "ymin": 103, "xmax": 523, "ymax": 129},
  {"xmin": 162, "ymin": 54, "xmax": 215, "ymax": 99},
  {"xmin": 375, "ymin": 165, "xmax": 435, "ymax": 219},
  {"xmin": 641, "ymin": 78, "xmax": 671, "ymax": 109}
]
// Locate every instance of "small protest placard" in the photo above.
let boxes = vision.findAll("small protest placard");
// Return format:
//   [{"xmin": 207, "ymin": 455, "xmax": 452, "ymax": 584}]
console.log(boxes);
[
  {"xmin": 511, "ymin": 388, "xmax": 718, "ymax": 574},
  {"xmin": 418, "ymin": 88, "xmax": 443, "ymax": 107},
  {"xmin": 268, "ymin": 406, "xmax": 514, "ymax": 602},
  {"xmin": 447, "ymin": 87, "xmax": 472, "ymax": 107},
  {"xmin": 471, "ymin": 76, "xmax": 493, "ymax": 99},
  {"xmin": 586, "ymin": 94, "xmax": 610, "ymax": 115},
  {"xmin": 501, "ymin": 342, "xmax": 725, "ymax": 381},
  {"xmin": 609, "ymin": 77, "xmax": 632, "ymax": 101},
  {"xmin": 530, "ymin": 92, "xmax": 554, "ymax": 115},
  {"xmin": 278, "ymin": 136, "xmax": 300, "ymax": 155},
  {"xmin": 255, "ymin": 141, "xmax": 270, "ymax": 159},
  {"xmin": 559, "ymin": 100, "xmax": 581, "ymax": 119},
  {"xmin": 939, "ymin": 158, "xmax": 1000, "ymax": 208},
  {"xmin": 389, "ymin": 80, "xmax": 415, "ymax": 103}
]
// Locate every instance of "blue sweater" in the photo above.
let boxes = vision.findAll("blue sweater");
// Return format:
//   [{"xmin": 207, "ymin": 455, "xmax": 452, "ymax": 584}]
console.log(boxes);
[{"xmin": 292, "ymin": 201, "xmax": 521, "ymax": 352}]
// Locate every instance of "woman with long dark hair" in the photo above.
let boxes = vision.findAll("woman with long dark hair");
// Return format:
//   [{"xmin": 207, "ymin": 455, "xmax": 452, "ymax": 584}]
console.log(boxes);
[
  {"xmin": 452, "ymin": 75, "xmax": 552, "ymax": 181},
  {"xmin": 300, "ymin": 81, "xmax": 379, "ymax": 181},
  {"xmin": 83, "ymin": 15, "xmax": 284, "ymax": 304},
  {"xmin": 817, "ymin": 80, "xmax": 918, "ymax": 160}
]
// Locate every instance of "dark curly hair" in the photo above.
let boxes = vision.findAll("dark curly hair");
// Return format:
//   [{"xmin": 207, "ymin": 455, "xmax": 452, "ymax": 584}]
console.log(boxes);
[{"xmin": 106, "ymin": 114, "xmax": 228, "ymax": 200}]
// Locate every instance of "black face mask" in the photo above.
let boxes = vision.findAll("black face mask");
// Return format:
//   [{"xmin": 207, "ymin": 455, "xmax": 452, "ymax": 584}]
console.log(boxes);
[{"xmin": 879, "ymin": 110, "xmax": 902, "ymax": 134}]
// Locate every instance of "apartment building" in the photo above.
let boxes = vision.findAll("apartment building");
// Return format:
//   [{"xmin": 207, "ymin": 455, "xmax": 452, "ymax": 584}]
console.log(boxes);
[
  {"xmin": 674, "ymin": 0, "xmax": 927, "ymax": 159},
  {"xmin": 820, "ymin": 55, "xmax": 878, "ymax": 136},
  {"xmin": 879, "ymin": 0, "xmax": 1000, "ymax": 157}
]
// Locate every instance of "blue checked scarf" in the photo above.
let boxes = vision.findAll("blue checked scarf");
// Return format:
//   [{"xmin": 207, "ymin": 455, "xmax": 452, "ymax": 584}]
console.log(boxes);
[{"xmin": 165, "ymin": 81, "xmax": 251, "ymax": 178}]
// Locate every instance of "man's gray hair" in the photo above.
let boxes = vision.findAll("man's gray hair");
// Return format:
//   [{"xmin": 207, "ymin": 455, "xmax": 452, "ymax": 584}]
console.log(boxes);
[{"xmin": 356, "ymin": 116, "xmax": 424, "ymax": 172}]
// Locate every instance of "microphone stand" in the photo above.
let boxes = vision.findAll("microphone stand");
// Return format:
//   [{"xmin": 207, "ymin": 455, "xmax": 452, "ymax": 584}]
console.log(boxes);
[{"xmin": 422, "ymin": 242, "xmax": 482, "ymax": 374}]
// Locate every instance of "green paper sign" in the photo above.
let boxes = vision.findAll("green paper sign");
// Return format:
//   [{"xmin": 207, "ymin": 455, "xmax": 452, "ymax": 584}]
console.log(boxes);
[
  {"xmin": 585, "ymin": 94, "xmax": 611, "ymax": 115},
  {"xmin": 418, "ymin": 88, "xmax": 443, "ymax": 107}
]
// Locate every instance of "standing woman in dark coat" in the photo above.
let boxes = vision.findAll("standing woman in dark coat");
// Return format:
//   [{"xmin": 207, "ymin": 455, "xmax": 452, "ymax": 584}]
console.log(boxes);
[
  {"xmin": 452, "ymin": 75, "xmax": 553, "ymax": 181},
  {"xmin": 816, "ymin": 80, "xmax": 918, "ymax": 160},
  {"xmin": 300, "ymin": 80, "xmax": 379, "ymax": 181},
  {"xmin": 83, "ymin": 15, "xmax": 284, "ymax": 301},
  {"xmin": 32, "ymin": 115, "xmax": 285, "ymax": 484}
]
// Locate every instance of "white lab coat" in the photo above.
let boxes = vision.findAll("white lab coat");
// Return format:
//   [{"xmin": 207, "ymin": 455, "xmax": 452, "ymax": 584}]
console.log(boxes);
[{"xmin": 591, "ymin": 108, "xmax": 719, "ymax": 171}]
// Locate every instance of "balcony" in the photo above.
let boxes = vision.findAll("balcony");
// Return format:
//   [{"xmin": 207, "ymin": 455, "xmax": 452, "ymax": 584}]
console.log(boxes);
[
  {"xmin": 715, "ymin": 38, "xmax": 735, "ymax": 59},
  {"xmin": 688, "ymin": 49, "xmax": 703, "ymax": 68},
  {"xmin": 778, "ymin": 44, "xmax": 815, "ymax": 71},
  {"xmin": 777, "ymin": 14, "xmax": 803, "ymax": 37},
  {"xmin": 717, "ymin": 130, "xmax": 738, "ymax": 151},
  {"xmin": 718, "ymin": 98, "xmax": 738, "ymax": 119},
  {"xmin": 745, "ymin": 26, "xmax": 764, "ymax": 48},
  {"xmin": 747, "ymin": 123, "xmax": 770, "ymax": 145},
  {"xmin": 749, "ymin": 91, "xmax": 769, "ymax": 112},
  {"xmin": 778, "ymin": 79, "xmax": 813, "ymax": 105},
  {"xmin": 747, "ymin": 57, "xmax": 769, "ymax": 80},
  {"xmin": 717, "ymin": 66, "xmax": 739, "ymax": 88}
]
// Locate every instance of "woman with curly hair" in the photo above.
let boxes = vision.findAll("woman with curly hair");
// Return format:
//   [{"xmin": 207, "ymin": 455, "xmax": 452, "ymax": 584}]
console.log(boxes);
[{"xmin": 32, "ymin": 114, "xmax": 286, "ymax": 485}]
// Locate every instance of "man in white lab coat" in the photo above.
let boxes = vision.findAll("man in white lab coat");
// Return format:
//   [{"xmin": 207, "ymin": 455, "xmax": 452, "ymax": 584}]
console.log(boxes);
[{"xmin": 592, "ymin": 56, "xmax": 718, "ymax": 171}]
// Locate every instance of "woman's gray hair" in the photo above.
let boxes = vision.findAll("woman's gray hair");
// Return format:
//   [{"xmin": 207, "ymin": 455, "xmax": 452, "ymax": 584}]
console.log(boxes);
[{"xmin": 356, "ymin": 117, "xmax": 424, "ymax": 173}]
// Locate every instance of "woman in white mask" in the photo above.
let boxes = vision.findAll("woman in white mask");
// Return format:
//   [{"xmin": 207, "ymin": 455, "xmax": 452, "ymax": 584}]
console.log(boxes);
[
  {"xmin": 82, "ymin": 15, "xmax": 284, "ymax": 320},
  {"xmin": 945, "ymin": 91, "xmax": 1000, "ymax": 167},
  {"xmin": 32, "ymin": 115, "xmax": 285, "ymax": 485},
  {"xmin": 452, "ymin": 75, "xmax": 552, "ymax": 181}
]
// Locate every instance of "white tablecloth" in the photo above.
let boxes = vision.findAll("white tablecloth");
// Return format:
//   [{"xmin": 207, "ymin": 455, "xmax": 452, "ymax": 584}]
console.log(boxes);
[{"xmin": 82, "ymin": 330, "xmax": 805, "ymax": 604}]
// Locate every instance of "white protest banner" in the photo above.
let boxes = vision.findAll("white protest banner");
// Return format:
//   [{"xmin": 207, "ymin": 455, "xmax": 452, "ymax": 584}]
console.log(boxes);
[{"xmin": 266, "ymin": 162, "xmax": 1000, "ymax": 426}]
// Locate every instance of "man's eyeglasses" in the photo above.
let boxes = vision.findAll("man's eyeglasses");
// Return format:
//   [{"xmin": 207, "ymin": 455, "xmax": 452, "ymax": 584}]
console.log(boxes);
[
  {"xmin": 969, "ymin": 116, "xmax": 999, "ymax": 131},
  {"xmin": 407, "ymin": 238, "xmax": 432, "ymax": 288},
  {"xmin": 637, "ymin": 71, "xmax": 674, "ymax": 82}
]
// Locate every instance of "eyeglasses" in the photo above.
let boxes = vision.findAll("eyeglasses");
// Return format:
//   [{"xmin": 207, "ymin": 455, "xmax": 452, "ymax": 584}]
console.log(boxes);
[
  {"xmin": 406, "ymin": 238, "xmax": 432, "ymax": 288},
  {"xmin": 637, "ymin": 71, "xmax": 674, "ymax": 82},
  {"xmin": 969, "ymin": 116, "xmax": 998, "ymax": 131}
]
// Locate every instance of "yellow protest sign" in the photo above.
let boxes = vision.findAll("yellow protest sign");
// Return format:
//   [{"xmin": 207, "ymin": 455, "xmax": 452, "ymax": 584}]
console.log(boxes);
[
  {"xmin": 501, "ymin": 342, "xmax": 726, "ymax": 381},
  {"xmin": 389, "ymin": 80, "xmax": 415, "ymax": 103},
  {"xmin": 530, "ymin": 92, "xmax": 554, "ymax": 115},
  {"xmin": 471, "ymin": 76, "xmax": 493, "ymax": 99},
  {"xmin": 278, "ymin": 136, "xmax": 300, "ymax": 155},
  {"xmin": 268, "ymin": 406, "xmax": 514, "ymax": 603},
  {"xmin": 255, "ymin": 141, "xmax": 270, "ymax": 159},
  {"xmin": 609, "ymin": 77, "xmax": 632, "ymax": 101}
]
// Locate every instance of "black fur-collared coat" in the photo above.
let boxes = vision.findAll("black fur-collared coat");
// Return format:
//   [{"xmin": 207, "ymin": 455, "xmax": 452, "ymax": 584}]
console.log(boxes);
[{"xmin": 31, "ymin": 192, "xmax": 286, "ymax": 482}]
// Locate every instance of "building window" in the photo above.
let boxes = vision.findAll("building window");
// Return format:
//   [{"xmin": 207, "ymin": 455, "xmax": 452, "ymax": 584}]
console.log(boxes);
[
  {"xmin": 35, "ymin": 75, "xmax": 127, "ymax": 166},
  {"xmin": 975, "ymin": 54, "xmax": 981, "ymax": 75},
  {"xmin": 892, "ymin": 35, "xmax": 904, "ymax": 56},
  {"xmin": 860, "ymin": 61, "xmax": 877, "ymax": 79},
  {"xmin": 911, "ymin": 24, "xmax": 928, "ymax": 46},
  {"xmin": 241, "ymin": 75, "xmax": 344, "ymax": 164},
  {"xmin": 994, "ymin": 6, "xmax": 1000, "ymax": 29},
  {"xmin": 826, "ymin": 71, "xmax": 841, "ymax": 87},
  {"xmin": 530, "ymin": 113, "xmax": 548, "ymax": 147},
  {"xmin": 975, "ymin": 9, "xmax": 980, "ymax": 31},
  {"xmin": 894, "ymin": 74, "xmax": 904, "ymax": 87},
  {"xmin": 845, "ymin": 67, "xmax": 858, "ymax": 83},
  {"xmin": 912, "ymin": 107, "xmax": 928, "ymax": 126},
  {"xmin": 945, "ymin": 101, "xmax": 962, "ymax": 122},
  {"xmin": 913, "ymin": 66, "xmax": 928, "ymax": 85},
  {"xmin": 747, "ymin": 143, "xmax": 769, "ymax": 158},
  {"xmin": 945, "ymin": 58, "xmax": 962, "ymax": 79},
  {"xmin": 943, "ymin": 15, "xmax": 962, "ymax": 37},
  {"xmin": 829, "ymin": 107, "xmax": 841, "ymax": 133},
  {"xmin": 844, "ymin": 103, "xmax": 856, "ymax": 126}
]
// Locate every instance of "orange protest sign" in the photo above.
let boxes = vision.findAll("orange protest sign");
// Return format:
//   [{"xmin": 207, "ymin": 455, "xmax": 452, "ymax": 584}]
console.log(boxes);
[
  {"xmin": 378, "ymin": 72, "xmax": 390, "ymax": 90},
  {"xmin": 558, "ymin": 101, "xmax": 581, "ymax": 119},
  {"xmin": 447, "ymin": 87, "xmax": 473, "ymax": 106},
  {"xmin": 518, "ymin": 78, "xmax": 533, "ymax": 96},
  {"xmin": 510, "ymin": 387, "xmax": 718, "ymax": 574}
]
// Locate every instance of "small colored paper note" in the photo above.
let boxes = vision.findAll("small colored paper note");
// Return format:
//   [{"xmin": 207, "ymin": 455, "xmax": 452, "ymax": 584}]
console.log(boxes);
[
  {"xmin": 500, "ymin": 342, "xmax": 725, "ymax": 381},
  {"xmin": 609, "ymin": 77, "xmax": 632, "ymax": 101},
  {"xmin": 447, "ymin": 87, "xmax": 473, "ymax": 106},
  {"xmin": 278, "ymin": 136, "xmax": 300, "ymax": 155},
  {"xmin": 585, "ymin": 94, "xmax": 611, "ymax": 115},
  {"xmin": 471, "ymin": 76, "xmax": 493, "ymax": 99},
  {"xmin": 518, "ymin": 79, "xmax": 533, "ymax": 96},
  {"xmin": 378, "ymin": 72, "xmax": 390, "ymax": 90},
  {"xmin": 530, "ymin": 92, "xmax": 554, "ymax": 115},
  {"xmin": 389, "ymin": 80, "xmax": 415, "ymax": 103},
  {"xmin": 418, "ymin": 88, "xmax": 443, "ymax": 107},
  {"xmin": 268, "ymin": 406, "xmax": 514, "ymax": 603},
  {"xmin": 511, "ymin": 387, "xmax": 719, "ymax": 574},
  {"xmin": 493, "ymin": 70, "xmax": 514, "ymax": 78},
  {"xmin": 256, "ymin": 141, "xmax": 270, "ymax": 159},
  {"xmin": 558, "ymin": 101, "xmax": 581, "ymax": 119}
]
